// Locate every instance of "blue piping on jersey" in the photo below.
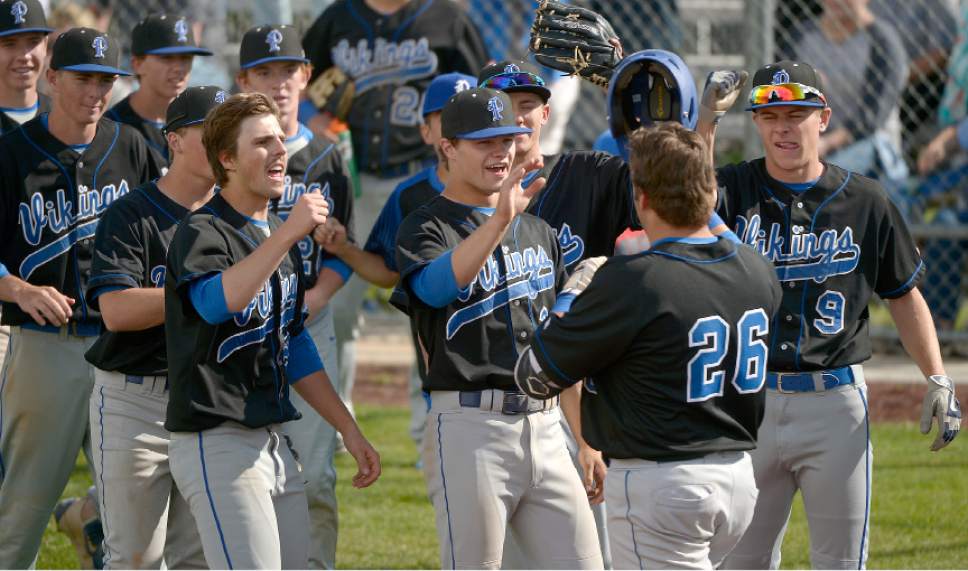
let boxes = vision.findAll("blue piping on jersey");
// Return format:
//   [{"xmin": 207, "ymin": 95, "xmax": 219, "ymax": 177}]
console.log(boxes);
[
  {"xmin": 198, "ymin": 433, "xmax": 234, "ymax": 569},
  {"xmin": 0, "ymin": 102, "xmax": 38, "ymax": 113},
  {"xmin": 758, "ymin": 184, "xmax": 791, "ymax": 361},
  {"xmin": 97, "ymin": 386, "xmax": 111, "ymax": 567},
  {"xmin": 436, "ymin": 413, "xmax": 456, "ymax": 569},
  {"xmin": 345, "ymin": 1, "xmax": 374, "ymax": 170},
  {"xmin": 793, "ymin": 173, "xmax": 851, "ymax": 370},
  {"xmin": 625, "ymin": 470, "xmax": 644, "ymax": 570},
  {"xmin": 649, "ymin": 236, "xmax": 718, "ymax": 248},
  {"xmin": 858, "ymin": 385, "xmax": 871, "ymax": 569},
  {"xmin": 533, "ymin": 327, "xmax": 576, "ymax": 385},
  {"xmin": 302, "ymin": 143, "xmax": 337, "ymax": 185},
  {"xmin": 88, "ymin": 273, "xmax": 139, "ymax": 289},
  {"xmin": 136, "ymin": 187, "xmax": 180, "ymax": 224},
  {"xmin": 201, "ymin": 206, "xmax": 260, "ymax": 248},
  {"xmin": 345, "ymin": 1, "xmax": 375, "ymax": 44},
  {"xmin": 393, "ymin": 0, "xmax": 435, "ymax": 41},
  {"xmin": 92, "ymin": 122, "xmax": 120, "ymax": 193},
  {"xmin": 877, "ymin": 259, "xmax": 924, "ymax": 299},
  {"xmin": 645, "ymin": 249, "xmax": 738, "ymax": 265}
]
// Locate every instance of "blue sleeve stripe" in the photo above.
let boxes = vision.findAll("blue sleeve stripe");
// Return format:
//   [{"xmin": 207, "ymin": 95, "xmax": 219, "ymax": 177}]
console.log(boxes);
[
  {"xmin": 408, "ymin": 251, "xmax": 459, "ymax": 308},
  {"xmin": 286, "ymin": 328, "xmax": 324, "ymax": 384},
  {"xmin": 90, "ymin": 284, "xmax": 130, "ymax": 302},
  {"xmin": 320, "ymin": 258, "xmax": 353, "ymax": 282},
  {"xmin": 551, "ymin": 292, "xmax": 576, "ymax": 315},
  {"xmin": 87, "ymin": 273, "xmax": 140, "ymax": 288},
  {"xmin": 0, "ymin": 263, "xmax": 9, "ymax": 279},
  {"xmin": 878, "ymin": 259, "xmax": 925, "ymax": 298},
  {"xmin": 188, "ymin": 273, "xmax": 232, "ymax": 325}
]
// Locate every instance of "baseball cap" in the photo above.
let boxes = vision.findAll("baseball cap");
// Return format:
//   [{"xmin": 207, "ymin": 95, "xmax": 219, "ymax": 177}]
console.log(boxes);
[
  {"xmin": 164, "ymin": 85, "xmax": 227, "ymax": 133},
  {"xmin": 422, "ymin": 72, "xmax": 476, "ymax": 117},
  {"xmin": 478, "ymin": 60, "xmax": 551, "ymax": 102},
  {"xmin": 50, "ymin": 28, "xmax": 130, "ymax": 76},
  {"xmin": 131, "ymin": 14, "xmax": 213, "ymax": 56},
  {"xmin": 746, "ymin": 60, "xmax": 826, "ymax": 111},
  {"xmin": 0, "ymin": 0, "xmax": 52, "ymax": 38},
  {"xmin": 441, "ymin": 88, "xmax": 531, "ymax": 140},
  {"xmin": 239, "ymin": 25, "xmax": 309, "ymax": 70}
]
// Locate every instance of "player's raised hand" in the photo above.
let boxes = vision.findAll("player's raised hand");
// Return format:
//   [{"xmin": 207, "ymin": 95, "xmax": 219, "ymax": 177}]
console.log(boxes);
[
  {"xmin": 283, "ymin": 191, "xmax": 330, "ymax": 241},
  {"xmin": 920, "ymin": 375, "xmax": 961, "ymax": 451},
  {"xmin": 699, "ymin": 70, "xmax": 749, "ymax": 125},
  {"xmin": 497, "ymin": 156, "xmax": 543, "ymax": 223},
  {"xmin": 341, "ymin": 428, "xmax": 382, "ymax": 488},
  {"xmin": 14, "ymin": 283, "xmax": 74, "ymax": 326}
]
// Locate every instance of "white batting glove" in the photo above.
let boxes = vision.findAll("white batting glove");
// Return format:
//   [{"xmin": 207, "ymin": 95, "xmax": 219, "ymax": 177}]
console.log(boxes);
[
  {"xmin": 699, "ymin": 70, "xmax": 749, "ymax": 125},
  {"xmin": 920, "ymin": 375, "xmax": 961, "ymax": 451},
  {"xmin": 561, "ymin": 256, "xmax": 607, "ymax": 297}
]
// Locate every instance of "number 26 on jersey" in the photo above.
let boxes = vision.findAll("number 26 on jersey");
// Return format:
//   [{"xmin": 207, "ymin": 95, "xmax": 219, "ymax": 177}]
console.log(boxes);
[{"xmin": 687, "ymin": 308, "xmax": 770, "ymax": 402}]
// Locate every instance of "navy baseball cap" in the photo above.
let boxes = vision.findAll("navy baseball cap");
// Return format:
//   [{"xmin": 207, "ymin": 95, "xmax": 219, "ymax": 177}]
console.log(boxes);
[
  {"xmin": 746, "ymin": 61, "xmax": 826, "ymax": 111},
  {"xmin": 50, "ymin": 28, "xmax": 130, "ymax": 76},
  {"xmin": 131, "ymin": 14, "xmax": 213, "ymax": 56},
  {"xmin": 0, "ymin": 0, "xmax": 52, "ymax": 38},
  {"xmin": 239, "ymin": 25, "xmax": 309, "ymax": 70},
  {"xmin": 441, "ymin": 88, "xmax": 531, "ymax": 140},
  {"xmin": 422, "ymin": 72, "xmax": 475, "ymax": 117},
  {"xmin": 165, "ymin": 85, "xmax": 227, "ymax": 133},
  {"xmin": 478, "ymin": 60, "xmax": 551, "ymax": 101}
]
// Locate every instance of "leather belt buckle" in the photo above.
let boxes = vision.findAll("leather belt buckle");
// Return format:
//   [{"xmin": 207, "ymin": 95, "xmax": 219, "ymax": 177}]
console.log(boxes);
[{"xmin": 775, "ymin": 373, "xmax": 799, "ymax": 394}]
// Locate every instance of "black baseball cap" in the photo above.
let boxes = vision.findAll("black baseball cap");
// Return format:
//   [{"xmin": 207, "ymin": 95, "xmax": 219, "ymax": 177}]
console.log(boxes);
[
  {"xmin": 239, "ymin": 25, "xmax": 309, "ymax": 70},
  {"xmin": 0, "ymin": 0, "xmax": 52, "ymax": 38},
  {"xmin": 164, "ymin": 85, "xmax": 227, "ymax": 133},
  {"xmin": 746, "ymin": 60, "xmax": 826, "ymax": 111},
  {"xmin": 50, "ymin": 28, "xmax": 130, "ymax": 76},
  {"xmin": 478, "ymin": 60, "xmax": 551, "ymax": 101},
  {"xmin": 441, "ymin": 87, "xmax": 531, "ymax": 140},
  {"xmin": 131, "ymin": 14, "xmax": 213, "ymax": 56}
]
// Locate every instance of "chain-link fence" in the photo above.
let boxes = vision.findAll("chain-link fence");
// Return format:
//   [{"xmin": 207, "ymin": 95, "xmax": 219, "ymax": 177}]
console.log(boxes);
[{"xmin": 49, "ymin": 0, "xmax": 968, "ymax": 344}]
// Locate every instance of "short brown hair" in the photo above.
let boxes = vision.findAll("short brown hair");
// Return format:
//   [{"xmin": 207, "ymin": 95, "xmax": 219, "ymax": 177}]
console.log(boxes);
[
  {"xmin": 202, "ymin": 92, "xmax": 280, "ymax": 186},
  {"xmin": 627, "ymin": 123, "xmax": 716, "ymax": 228}
]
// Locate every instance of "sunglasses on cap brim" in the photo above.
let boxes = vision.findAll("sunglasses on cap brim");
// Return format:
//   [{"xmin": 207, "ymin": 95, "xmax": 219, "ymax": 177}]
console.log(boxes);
[
  {"xmin": 480, "ymin": 72, "xmax": 546, "ymax": 90},
  {"xmin": 748, "ymin": 82, "xmax": 827, "ymax": 107}
]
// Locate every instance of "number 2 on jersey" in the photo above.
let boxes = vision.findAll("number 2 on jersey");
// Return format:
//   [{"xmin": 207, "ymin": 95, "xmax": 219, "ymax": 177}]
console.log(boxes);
[
  {"xmin": 390, "ymin": 86, "xmax": 421, "ymax": 127},
  {"xmin": 687, "ymin": 308, "xmax": 770, "ymax": 402}
]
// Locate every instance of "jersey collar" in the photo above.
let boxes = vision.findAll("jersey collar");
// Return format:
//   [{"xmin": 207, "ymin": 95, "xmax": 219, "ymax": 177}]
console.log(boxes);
[{"xmin": 754, "ymin": 158, "xmax": 847, "ymax": 206}]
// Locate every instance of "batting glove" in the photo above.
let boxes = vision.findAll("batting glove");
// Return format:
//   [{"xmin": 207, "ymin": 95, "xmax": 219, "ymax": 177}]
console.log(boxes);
[
  {"xmin": 562, "ymin": 256, "xmax": 607, "ymax": 297},
  {"xmin": 699, "ymin": 70, "xmax": 749, "ymax": 126},
  {"xmin": 920, "ymin": 375, "xmax": 961, "ymax": 451}
]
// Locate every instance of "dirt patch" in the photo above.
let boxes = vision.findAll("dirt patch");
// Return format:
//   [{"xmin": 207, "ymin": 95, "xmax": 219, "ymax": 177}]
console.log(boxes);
[{"xmin": 354, "ymin": 366, "xmax": 967, "ymax": 423}]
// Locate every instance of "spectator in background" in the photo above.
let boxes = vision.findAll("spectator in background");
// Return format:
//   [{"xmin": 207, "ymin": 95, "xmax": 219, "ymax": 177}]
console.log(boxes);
[
  {"xmin": 38, "ymin": 2, "xmax": 99, "ymax": 97},
  {"xmin": 785, "ymin": 0, "xmax": 911, "ymax": 196},
  {"xmin": 301, "ymin": 0, "xmax": 488, "ymax": 438}
]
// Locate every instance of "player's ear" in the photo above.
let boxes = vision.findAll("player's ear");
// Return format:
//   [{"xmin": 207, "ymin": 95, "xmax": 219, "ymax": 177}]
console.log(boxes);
[
  {"xmin": 440, "ymin": 137, "xmax": 458, "ymax": 162},
  {"xmin": 819, "ymin": 107, "xmax": 832, "ymax": 132},
  {"xmin": 46, "ymin": 67, "xmax": 57, "ymax": 90},
  {"xmin": 297, "ymin": 63, "xmax": 312, "ymax": 89},
  {"xmin": 218, "ymin": 149, "xmax": 236, "ymax": 175},
  {"xmin": 167, "ymin": 131, "xmax": 181, "ymax": 156},
  {"xmin": 236, "ymin": 69, "xmax": 250, "ymax": 92},
  {"xmin": 541, "ymin": 102, "xmax": 550, "ymax": 125}
]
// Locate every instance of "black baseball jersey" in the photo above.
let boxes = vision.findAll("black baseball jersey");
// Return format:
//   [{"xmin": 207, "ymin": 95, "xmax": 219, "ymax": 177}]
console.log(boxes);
[
  {"xmin": 107, "ymin": 95, "xmax": 169, "ymax": 168},
  {"xmin": 716, "ymin": 159, "xmax": 924, "ymax": 372},
  {"xmin": 0, "ymin": 93, "xmax": 50, "ymax": 135},
  {"xmin": 302, "ymin": 0, "xmax": 488, "ymax": 176},
  {"xmin": 84, "ymin": 182, "xmax": 188, "ymax": 375},
  {"xmin": 0, "ymin": 115, "xmax": 159, "ymax": 327},
  {"xmin": 165, "ymin": 193, "xmax": 306, "ymax": 432},
  {"xmin": 396, "ymin": 196, "xmax": 566, "ymax": 391},
  {"xmin": 527, "ymin": 150, "xmax": 635, "ymax": 268},
  {"xmin": 271, "ymin": 128, "xmax": 354, "ymax": 286},
  {"xmin": 531, "ymin": 237, "xmax": 783, "ymax": 461}
]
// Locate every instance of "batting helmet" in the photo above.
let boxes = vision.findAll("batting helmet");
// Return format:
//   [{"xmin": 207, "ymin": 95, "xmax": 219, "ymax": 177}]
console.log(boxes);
[{"xmin": 606, "ymin": 50, "xmax": 698, "ymax": 152}]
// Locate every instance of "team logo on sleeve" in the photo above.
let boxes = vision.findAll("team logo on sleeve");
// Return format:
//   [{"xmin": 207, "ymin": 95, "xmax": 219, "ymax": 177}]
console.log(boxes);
[
  {"xmin": 174, "ymin": 18, "xmax": 189, "ymax": 43},
  {"xmin": 11, "ymin": 1, "xmax": 27, "ymax": 24},
  {"xmin": 92, "ymin": 36, "xmax": 108, "ymax": 58},
  {"xmin": 446, "ymin": 245, "xmax": 555, "ymax": 339},
  {"xmin": 266, "ymin": 29, "xmax": 283, "ymax": 53},
  {"xmin": 735, "ymin": 214, "xmax": 860, "ymax": 282},
  {"xmin": 487, "ymin": 96, "xmax": 504, "ymax": 122}
]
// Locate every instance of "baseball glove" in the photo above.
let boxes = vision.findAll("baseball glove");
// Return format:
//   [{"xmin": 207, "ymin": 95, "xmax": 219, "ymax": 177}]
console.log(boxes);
[
  {"xmin": 529, "ymin": 1, "xmax": 622, "ymax": 88},
  {"xmin": 305, "ymin": 66, "xmax": 355, "ymax": 120}
]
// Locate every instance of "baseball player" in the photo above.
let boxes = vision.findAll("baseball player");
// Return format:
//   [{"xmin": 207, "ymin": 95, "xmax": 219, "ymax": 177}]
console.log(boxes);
[
  {"xmin": 0, "ymin": 0, "xmax": 51, "ymax": 135},
  {"xmin": 515, "ymin": 122, "xmax": 783, "ymax": 569},
  {"xmin": 164, "ymin": 92, "xmax": 380, "ymax": 570},
  {"xmin": 695, "ymin": 61, "xmax": 962, "ymax": 570},
  {"xmin": 395, "ymin": 87, "xmax": 602, "ymax": 569},
  {"xmin": 83, "ymin": 85, "xmax": 225, "ymax": 569},
  {"xmin": 236, "ymin": 24, "xmax": 355, "ymax": 570},
  {"xmin": 314, "ymin": 71, "xmax": 475, "ymax": 457},
  {"xmin": 0, "ymin": 27, "xmax": 158, "ymax": 568},
  {"xmin": 106, "ymin": 13, "xmax": 212, "ymax": 169},
  {"xmin": 301, "ymin": 0, "xmax": 489, "ymax": 431}
]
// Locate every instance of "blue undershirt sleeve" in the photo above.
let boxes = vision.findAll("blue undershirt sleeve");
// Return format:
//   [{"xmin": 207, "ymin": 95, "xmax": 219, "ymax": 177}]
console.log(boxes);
[
  {"xmin": 286, "ymin": 328, "xmax": 324, "ymax": 384},
  {"xmin": 188, "ymin": 273, "xmax": 232, "ymax": 325},
  {"xmin": 0, "ymin": 263, "xmax": 9, "ymax": 279},
  {"xmin": 320, "ymin": 258, "xmax": 353, "ymax": 283},
  {"xmin": 709, "ymin": 211, "xmax": 741, "ymax": 244},
  {"xmin": 551, "ymin": 292, "xmax": 577, "ymax": 315},
  {"xmin": 407, "ymin": 250, "xmax": 460, "ymax": 308}
]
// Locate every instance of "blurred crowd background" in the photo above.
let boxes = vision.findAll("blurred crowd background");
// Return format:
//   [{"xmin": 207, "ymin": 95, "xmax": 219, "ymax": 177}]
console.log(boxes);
[{"xmin": 34, "ymin": 0, "xmax": 968, "ymax": 348}]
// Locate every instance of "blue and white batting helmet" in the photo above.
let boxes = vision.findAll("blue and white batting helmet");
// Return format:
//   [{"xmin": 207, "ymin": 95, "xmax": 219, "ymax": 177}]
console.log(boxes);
[{"xmin": 606, "ymin": 50, "xmax": 698, "ymax": 145}]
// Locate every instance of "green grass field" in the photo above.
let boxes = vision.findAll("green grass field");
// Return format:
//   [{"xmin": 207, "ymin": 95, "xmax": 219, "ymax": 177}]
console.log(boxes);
[{"xmin": 38, "ymin": 406, "xmax": 967, "ymax": 569}]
